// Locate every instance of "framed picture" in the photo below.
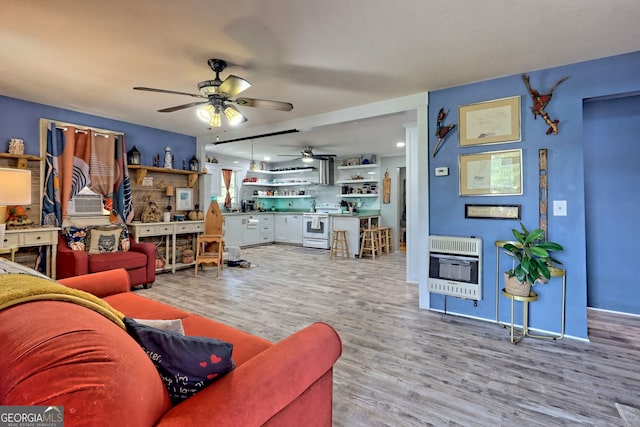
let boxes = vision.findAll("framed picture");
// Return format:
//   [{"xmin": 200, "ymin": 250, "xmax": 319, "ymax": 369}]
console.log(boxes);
[
  {"xmin": 459, "ymin": 149, "xmax": 523, "ymax": 196},
  {"xmin": 458, "ymin": 96, "xmax": 521, "ymax": 146},
  {"xmin": 176, "ymin": 187, "xmax": 193, "ymax": 211},
  {"xmin": 465, "ymin": 204, "xmax": 521, "ymax": 220}
]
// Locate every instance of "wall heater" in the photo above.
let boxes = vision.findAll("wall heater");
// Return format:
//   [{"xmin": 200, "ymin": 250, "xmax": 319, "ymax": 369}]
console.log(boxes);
[{"xmin": 428, "ymin": 235, "xmax": 482, "ymax": 300}]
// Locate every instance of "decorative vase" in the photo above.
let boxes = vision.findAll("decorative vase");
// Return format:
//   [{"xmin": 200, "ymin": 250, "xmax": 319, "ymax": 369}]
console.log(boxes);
[{"xmin": 504, "ymin": 272, "xmax": 531, "ymax": 297}]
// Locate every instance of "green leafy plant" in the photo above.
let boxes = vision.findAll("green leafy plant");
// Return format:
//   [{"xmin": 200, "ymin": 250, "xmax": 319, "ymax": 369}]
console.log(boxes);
[{"xmin": 503, "ymin": 223, "xmax": 563, "ymax": 285}]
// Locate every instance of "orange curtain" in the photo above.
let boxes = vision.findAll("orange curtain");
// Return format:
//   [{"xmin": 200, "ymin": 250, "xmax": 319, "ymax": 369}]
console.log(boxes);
[{"xmin": 222, "ymin": 169, "xmax": 232, "ymax": 209}]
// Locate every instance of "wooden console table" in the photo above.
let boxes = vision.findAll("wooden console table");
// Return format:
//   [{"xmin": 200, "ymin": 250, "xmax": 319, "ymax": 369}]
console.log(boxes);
[
  {"xmin": 4, "ymin": 227, "xmax": 60, "ymax": 279},
  {"xmin": 128, "ymin": 221, "xmax": 204, "ymax": 273}
]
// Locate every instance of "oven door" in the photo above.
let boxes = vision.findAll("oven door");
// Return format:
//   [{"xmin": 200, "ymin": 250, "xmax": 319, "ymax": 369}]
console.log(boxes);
[{"xmin": 302, "ymin": 214, "xmax": 329, "ymax": 240}]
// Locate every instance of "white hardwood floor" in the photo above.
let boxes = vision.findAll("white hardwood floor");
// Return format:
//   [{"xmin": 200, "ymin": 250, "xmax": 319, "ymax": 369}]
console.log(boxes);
[{"xmin": 139, "ymin": 244, "xmax": 640, "ymax": 426}]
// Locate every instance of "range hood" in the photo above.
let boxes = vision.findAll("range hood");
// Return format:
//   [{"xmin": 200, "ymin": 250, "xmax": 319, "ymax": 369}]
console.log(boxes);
[{"xmin": 318, "ymin": 159, "xmax": 334, "ymax": 185}]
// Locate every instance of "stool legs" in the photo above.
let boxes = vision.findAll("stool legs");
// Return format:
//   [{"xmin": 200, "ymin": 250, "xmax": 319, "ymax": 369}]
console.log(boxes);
[
  {"xmin": 330, "ymin": 230, "xmax": 349, "ymax": 258},
  {"xmin": 359, "ymin": 228, "xmax": 380, "ymax": 259}
]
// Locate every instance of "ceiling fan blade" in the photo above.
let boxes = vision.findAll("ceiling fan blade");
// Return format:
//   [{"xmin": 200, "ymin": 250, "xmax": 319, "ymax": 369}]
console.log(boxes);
[
  {"xmin": 218, "ymin": 75, "xmax": 251, "ymax": 98},
  {"xmin": 133, "ymin": 86, "xmax": 206, "ymax": 99},
  {"xmin": 313, "ymin": 154, "xmax": 337, "ymax": 158},
  {"xmin": 234, "ymin": 97, "xmax": 294, "ymax": 111},
  {"xmin": 158, "ymin": 101, "xmax": 208, "ymax": 113}
]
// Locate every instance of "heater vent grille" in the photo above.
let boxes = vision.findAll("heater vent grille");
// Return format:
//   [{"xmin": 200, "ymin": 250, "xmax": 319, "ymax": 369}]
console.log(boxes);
[
  {"xmin": 429, "ymin": 235, "xmax": 481, "ymax": 256},
  {"xmin": 428, "ymin": 235, "xmax": 482, "ymax": 301}
]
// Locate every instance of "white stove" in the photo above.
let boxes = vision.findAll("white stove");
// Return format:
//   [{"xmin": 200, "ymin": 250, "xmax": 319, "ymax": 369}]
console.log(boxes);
[{"xmin": 302, "ymin": 203, "xmax": 341, "ymax": 249}]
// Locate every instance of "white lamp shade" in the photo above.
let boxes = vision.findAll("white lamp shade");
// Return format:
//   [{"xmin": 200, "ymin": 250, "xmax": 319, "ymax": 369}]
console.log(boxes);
[{"xmin": 0, "ymin": 168, "xmax": 32, "ymax": 205}]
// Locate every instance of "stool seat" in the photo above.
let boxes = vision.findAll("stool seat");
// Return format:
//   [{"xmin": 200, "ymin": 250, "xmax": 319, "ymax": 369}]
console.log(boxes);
[{"xmin": 330, "ymin": 230, "xmax": 350, "ymax": 258}]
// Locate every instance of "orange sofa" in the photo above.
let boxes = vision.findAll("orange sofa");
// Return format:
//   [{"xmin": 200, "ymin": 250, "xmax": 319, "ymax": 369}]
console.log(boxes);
[{"xmin": 0, "ymin": 268, "xmax": 342, "ymax": 426}]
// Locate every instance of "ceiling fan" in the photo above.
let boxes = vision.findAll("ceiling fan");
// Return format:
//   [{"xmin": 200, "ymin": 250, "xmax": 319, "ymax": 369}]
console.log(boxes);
[
  {"xmin": 133, "ymin": 58, "xmax": 293, "ymax": 127},
  {"xmin": 279, "ymin": 146, "xmax": 337, "ymax": 163}
]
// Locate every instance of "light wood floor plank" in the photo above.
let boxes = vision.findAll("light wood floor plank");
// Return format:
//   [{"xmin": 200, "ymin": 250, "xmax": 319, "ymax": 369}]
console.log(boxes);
[{"xmin": 139, "ymin": 244, "xmax": 638, "ymax": 426}]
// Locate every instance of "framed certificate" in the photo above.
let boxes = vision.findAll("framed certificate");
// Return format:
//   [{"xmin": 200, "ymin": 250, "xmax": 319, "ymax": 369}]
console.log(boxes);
[
  {"xmin": 459, "ymin": 149, "xmax": 522, "ymax": 196},
  {"xmin": 458, "ymin": 96, "xmax": 521, "ymax": 146}
]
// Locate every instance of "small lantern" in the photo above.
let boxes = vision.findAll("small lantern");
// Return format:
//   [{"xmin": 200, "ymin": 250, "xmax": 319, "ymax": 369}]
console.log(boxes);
[
  {"xmin": 127, "ymin": 145, "xmax": 140, "ymax": 165},
  {"xmin": 189, "ymin": 155, "xmax": 199, "ymax": 171}
]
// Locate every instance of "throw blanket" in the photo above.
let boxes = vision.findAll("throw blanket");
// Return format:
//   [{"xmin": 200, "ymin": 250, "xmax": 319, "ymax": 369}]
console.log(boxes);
[{"xmin": 0, "ymin": 274, "xmax": 125, "ymax": 329}]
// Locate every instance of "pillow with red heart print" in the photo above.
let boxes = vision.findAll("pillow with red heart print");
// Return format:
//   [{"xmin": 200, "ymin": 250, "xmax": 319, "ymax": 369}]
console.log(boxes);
[{"xmin": 123, "ymin": 317, "xmax": 235, "ymax": 405}]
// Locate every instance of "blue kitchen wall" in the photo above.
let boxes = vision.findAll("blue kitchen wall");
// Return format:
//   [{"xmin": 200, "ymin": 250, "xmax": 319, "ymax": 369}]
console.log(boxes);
[
  {"xmin": 427, "ymin": 51, "xmax": 640, "ymax": 339},
  {"xmin": 0, "ymin": 95, "xmax": 195, "ymax": 166},
  {"xmin": 584, "ymin": 95, "xmax": 640, "ymax": 313}
]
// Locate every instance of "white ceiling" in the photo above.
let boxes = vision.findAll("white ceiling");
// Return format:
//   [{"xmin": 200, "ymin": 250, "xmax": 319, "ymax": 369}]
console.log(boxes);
[{"xmin": 1, "ymin": 1, "xmax": 639, "ymax": 162}]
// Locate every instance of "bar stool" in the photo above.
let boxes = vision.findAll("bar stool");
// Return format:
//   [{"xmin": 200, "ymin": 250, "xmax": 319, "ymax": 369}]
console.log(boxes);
[
  {"xmin": 359, "ymin": 228, "xmax": 380, "ymax": 259},
  {"xmin": 377, "ymin": 226, "xmax": 392, "ymax": 254},
  {"xmin": 330, "ymin": 229, "xmax": 349, "ymax": 258}
]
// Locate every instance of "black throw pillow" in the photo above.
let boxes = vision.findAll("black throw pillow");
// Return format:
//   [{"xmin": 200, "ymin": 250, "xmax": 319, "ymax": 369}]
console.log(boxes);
[{"xmin": 124, "ymin": 317, "xmax": 235, "ymax": 405}]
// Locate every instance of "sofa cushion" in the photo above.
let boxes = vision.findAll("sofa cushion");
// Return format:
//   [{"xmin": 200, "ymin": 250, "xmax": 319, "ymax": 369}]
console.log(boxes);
[
  {"xmin": 124, "ymin": 317, "xmax": 235, "ymax": 405},
  {"xmin": 89, "ymin": 250, "xmax": 147, "ymax": 273}
]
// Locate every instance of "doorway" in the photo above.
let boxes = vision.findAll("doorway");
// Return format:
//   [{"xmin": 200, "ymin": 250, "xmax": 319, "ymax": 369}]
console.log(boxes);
[
  {"xmin": 398, "ymin": 167, "xmax": 406, "ymax": 251},
  {"xmin": 583, "ymin": 94, "xmax": 640, "ymax": 314}
]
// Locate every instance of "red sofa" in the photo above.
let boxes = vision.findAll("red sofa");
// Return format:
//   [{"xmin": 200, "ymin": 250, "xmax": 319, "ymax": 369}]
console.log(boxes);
[
  {"xmin": 0, "ymin": 268, "xmax": 342, "ymax": 426},
  {"xmin": 57, "ymin": 234, "xmax": 156, "ymax": 288}
]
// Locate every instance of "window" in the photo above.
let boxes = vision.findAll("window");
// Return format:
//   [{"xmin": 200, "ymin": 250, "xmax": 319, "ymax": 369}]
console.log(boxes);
[{"xmin": 216, "ymin": 169, "xmax": 238, "ymax": 207}]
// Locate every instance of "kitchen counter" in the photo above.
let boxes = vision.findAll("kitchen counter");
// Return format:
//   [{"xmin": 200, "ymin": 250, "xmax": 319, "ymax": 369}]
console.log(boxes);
[
  {"xmin": 222, "ymin": 210, "xmax": 310, "ymax": 215},
  {"xmin": 329, "ymin": 210, "xmax": 380, "ymax": 218}
]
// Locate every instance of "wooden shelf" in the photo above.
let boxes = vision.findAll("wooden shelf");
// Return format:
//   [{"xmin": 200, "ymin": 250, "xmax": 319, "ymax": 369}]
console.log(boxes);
[
  {"xmin": 244, "ymin": 181, "xmax": 312, "ymax": 187},
  {"xmin": 128, "ymin": 165, "xmax": 205, "ymax": 187},
  {"xmin": 0, "ymin": 153, "xmax": 42, "ymax": 169},
  {"xmin": 336, "ymin": 179, "xmax": 378, "ymax": 184}
]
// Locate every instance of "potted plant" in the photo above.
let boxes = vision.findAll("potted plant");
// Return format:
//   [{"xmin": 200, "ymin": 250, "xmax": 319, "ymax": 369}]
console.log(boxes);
[{"xmin": 502, "ymin": 223, "xmax": 563, "ymax": 296}]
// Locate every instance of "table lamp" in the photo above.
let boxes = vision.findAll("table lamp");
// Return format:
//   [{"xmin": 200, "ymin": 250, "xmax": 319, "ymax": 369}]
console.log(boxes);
[{"xmin": 0, "ymin": 168, "xmax": 32, "ymax": 248}]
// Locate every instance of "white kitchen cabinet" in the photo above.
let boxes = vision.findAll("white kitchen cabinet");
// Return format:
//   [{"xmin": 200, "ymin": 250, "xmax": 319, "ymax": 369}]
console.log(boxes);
[
  {"xmin": 222, "ymin": 215, "xmax": 244, "ymax": 247},
  {"xmin": 257, "ymin": 213, "xmax": 274, "ymax": 243},
  {"xmin": 242, "ymin": 214, "xmax": 261, "ymax": 246},
  {"xmin": 275, "ymin": 214, "xmax": 303, "ymax": 244}
]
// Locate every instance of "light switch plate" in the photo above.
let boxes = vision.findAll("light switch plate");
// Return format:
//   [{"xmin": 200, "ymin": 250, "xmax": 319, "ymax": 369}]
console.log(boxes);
[
  {"xmin": 435, "ymin": 167, "xmax": 449, "ymax": 176},
  {"xmin": 553, "ymin": 200, "xmax": 567, "ymax": 216}
]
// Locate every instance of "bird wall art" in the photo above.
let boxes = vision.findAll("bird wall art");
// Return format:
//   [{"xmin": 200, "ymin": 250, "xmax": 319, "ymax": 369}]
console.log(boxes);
[
  {"xmin": 432, "ymin": 107, "xmax": 456, "ymax": 157},
  {"xmin": 522, "ymin": 74, "xmax": 569, "ymax": 135}
]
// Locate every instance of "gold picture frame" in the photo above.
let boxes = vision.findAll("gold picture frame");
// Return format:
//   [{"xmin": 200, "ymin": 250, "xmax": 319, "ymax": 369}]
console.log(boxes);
[
  {"xmin": 458, "ymin": 96, "xmax": 521, "ymax": 146},
  {"xmin": 465, "ymin": 204, "xmax": 521, "ymax": 220},
  {"xmin": 459, "ymin": 149, "xmax": 523, "ymax": 196}
]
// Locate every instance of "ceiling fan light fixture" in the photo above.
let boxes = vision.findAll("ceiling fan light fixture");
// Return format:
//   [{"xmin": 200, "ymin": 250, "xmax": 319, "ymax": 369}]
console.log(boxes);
[
  {"xmin": 209, "ymin": 109, "xmax": 222, "ymax": 127},
  {"xmin": 223, "ymin": 104, "xmax": 247, "ymax": 126},
  {"xmin": 197, "ymin": 104, "xmax": 214, "ymax": 122}
]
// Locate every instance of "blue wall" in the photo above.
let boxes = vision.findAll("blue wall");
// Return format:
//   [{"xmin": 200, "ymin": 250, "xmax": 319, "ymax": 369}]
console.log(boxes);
[
  {"xmin": 584, "ymin": 95, "xmax": 640, "ymax": 313},
  {"xmin": 0, "ymin": 95, "xmax": 195, "ymax": 167},
  {"xmin": 427, "ymin": 51, "xmax": 640, "ymax": 339}
]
